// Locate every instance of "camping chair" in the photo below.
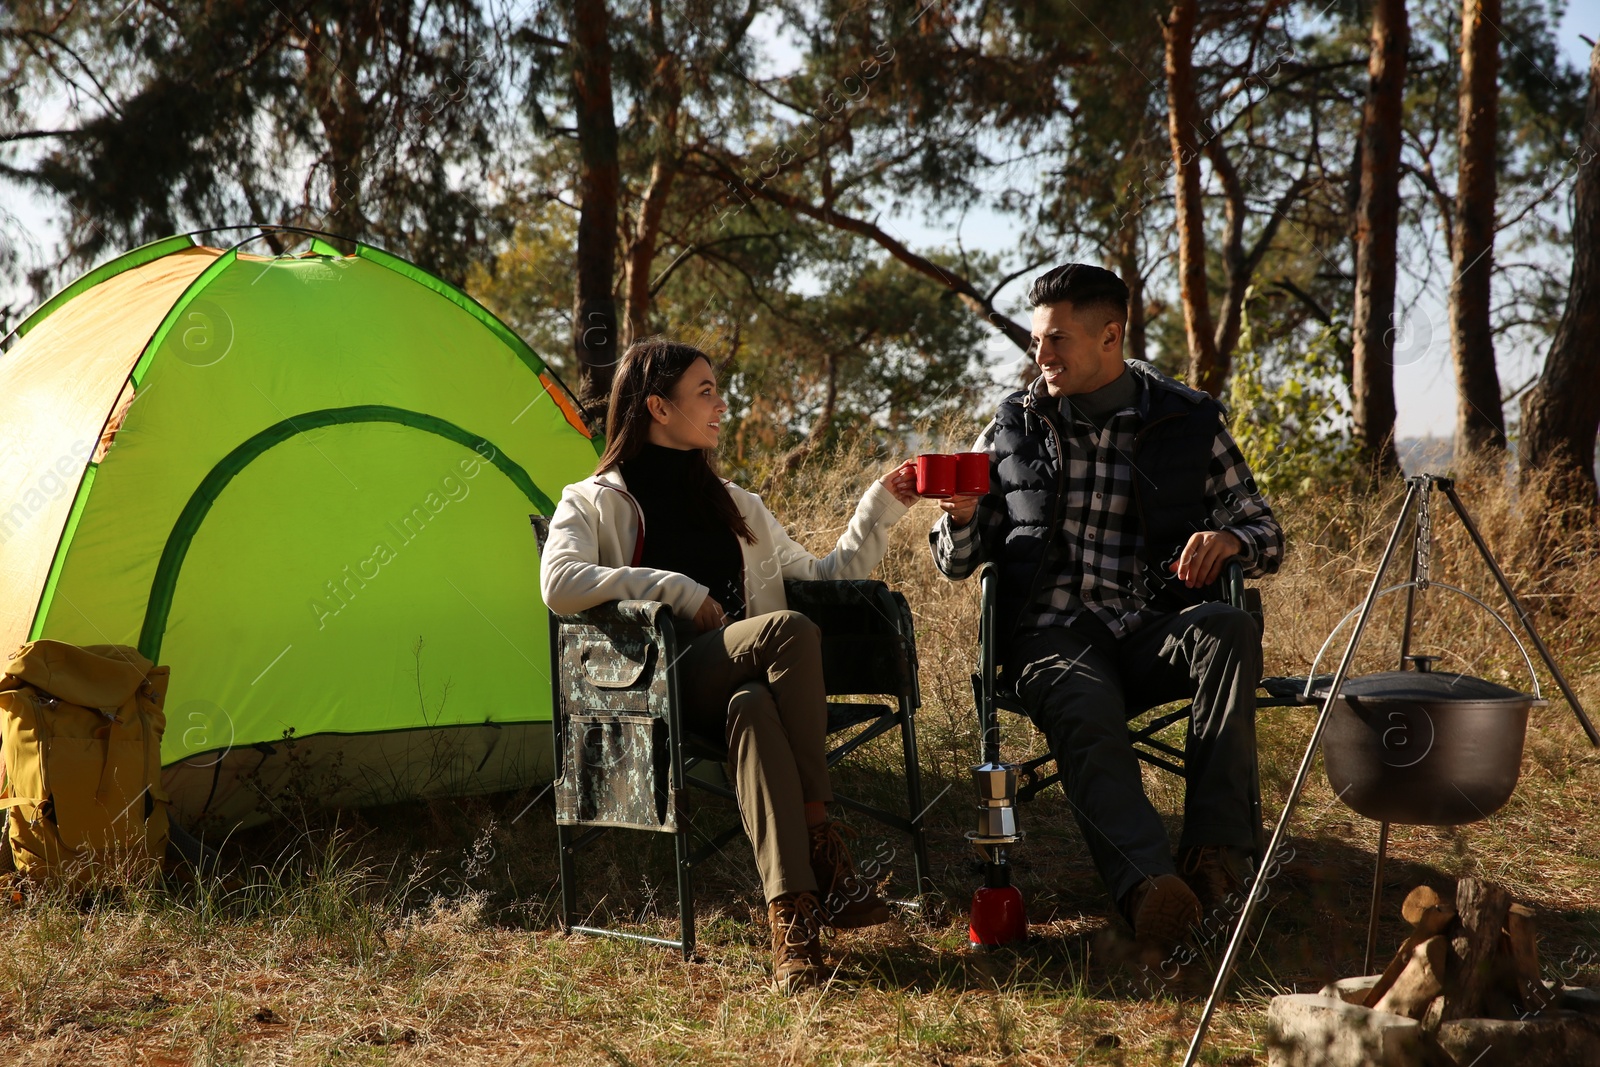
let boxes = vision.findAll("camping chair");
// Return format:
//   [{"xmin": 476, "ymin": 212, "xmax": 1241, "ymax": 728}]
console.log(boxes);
[
  {"xmin": 973, "ymin": 559, "xmax": 1318, "ymax": 863},
  {"xmin": 531, "ymin": 517, "xmax": 930, "ymax": 959}
]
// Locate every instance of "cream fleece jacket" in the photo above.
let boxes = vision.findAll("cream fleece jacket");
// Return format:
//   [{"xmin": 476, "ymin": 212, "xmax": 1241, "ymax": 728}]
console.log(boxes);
[{"xmin": 539, "ymin": 468, "xmax": 911, "ymax": 620}]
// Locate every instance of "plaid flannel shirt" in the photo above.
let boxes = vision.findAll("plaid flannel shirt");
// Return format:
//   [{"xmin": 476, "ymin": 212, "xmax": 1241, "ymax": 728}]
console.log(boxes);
[{"xmin": 931, "ymin": 376, "xmax": 1284, "ymax": 639}]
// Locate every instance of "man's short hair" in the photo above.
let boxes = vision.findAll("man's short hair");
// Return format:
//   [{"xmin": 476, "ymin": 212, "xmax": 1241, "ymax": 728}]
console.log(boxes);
[{"xmin": 1027, "ymin": 263, "xmax": 1129, "ymax": 325}]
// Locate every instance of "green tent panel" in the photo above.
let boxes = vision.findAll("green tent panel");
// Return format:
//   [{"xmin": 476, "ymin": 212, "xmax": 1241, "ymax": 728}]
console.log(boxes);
[{"xmin": 0, "ymin": 231, "xmax": 597, "ymax": 829}]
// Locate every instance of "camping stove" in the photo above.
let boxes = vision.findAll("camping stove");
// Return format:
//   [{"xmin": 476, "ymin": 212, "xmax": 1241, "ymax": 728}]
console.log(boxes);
[{"xmin": 966, "ymin": 762, "xmax": 1027, "ymax": 949}]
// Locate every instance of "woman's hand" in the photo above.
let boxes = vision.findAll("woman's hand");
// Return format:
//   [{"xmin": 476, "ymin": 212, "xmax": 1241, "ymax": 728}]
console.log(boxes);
[
  {"xmin": 879, "ymin": 460, "xmax": 920, "ymax": 507},
  {"xmin": 692, "ymin": 594, "xmax": 728, "ymax": 633}
]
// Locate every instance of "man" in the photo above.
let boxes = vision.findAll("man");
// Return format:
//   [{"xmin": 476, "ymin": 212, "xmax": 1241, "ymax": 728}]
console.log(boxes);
[{"xmin": 930, "ymin": 263, "xmax": 1284, "ymax": 962}]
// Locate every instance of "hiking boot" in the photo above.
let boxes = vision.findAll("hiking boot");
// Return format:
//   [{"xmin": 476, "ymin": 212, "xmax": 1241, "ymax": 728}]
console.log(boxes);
[
  {"xmin": 808, "ymin": 820, "xmax": 893, "ymax": 929},
  {"xmin": 1179, "ymin": 845, "xmax": 1253, "ymax": 921},
  {"xmin": 1120, "ymin": 873, "xmax": 1201, "ymax": 962},
  {"xmin": 769, "ymin": 891, "xmax": 827, "ymax": 993}
]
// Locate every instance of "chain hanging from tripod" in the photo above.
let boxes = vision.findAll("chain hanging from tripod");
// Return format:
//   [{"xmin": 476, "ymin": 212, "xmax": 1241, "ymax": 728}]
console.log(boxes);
[{"xmin": 1414, "ymin": 485, "xmax": 1432, "ymax": 591}]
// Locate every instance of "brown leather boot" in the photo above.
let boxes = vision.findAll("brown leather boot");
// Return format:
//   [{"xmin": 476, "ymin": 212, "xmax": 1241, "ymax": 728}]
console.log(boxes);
[
  {"xmin": 1179, "ymin": 845, "xmax": 1253, "ymax": 921},
  {"xmin": 1119, "ymin": 873, "xmax": 1201, "ymax": 963},
  {"xmin": 808, "ymin": 820, "xmax": 893, "ymax": 929},
  {"xmin": 768, "ymin": 891, "xmax": 827, "ymax": 993}
]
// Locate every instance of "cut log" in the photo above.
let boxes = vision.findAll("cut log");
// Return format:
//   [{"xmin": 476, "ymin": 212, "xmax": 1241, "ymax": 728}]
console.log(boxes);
[
  {"xmin": 1444, "ymin": 877, "xmax": 1512, "ymax": 1021},
  {"xmin": 1505, "ymin": 903, "xmax": 1553, "ymax": 1013},
  {"xmin": 1421, "ymin": 994, "xmax": 1444, "ymax": 1034},
  {"xmin": 1367, "ymin": 886, "xmax": 1461, "ymax": 1008},
  {"xmin": 1375, "ymin": 935, "xmax": 1448, "ymax": 1017},
  {"xmin": 1402, "ymin": 885, "xmax": 1457, "ymax": 936},
  {"xmin": 1367, "ymin": 935, "xmax": 1423, "ymax": 1008}
]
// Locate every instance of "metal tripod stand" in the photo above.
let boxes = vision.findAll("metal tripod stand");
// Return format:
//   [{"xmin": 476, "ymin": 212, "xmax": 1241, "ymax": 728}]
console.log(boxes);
[{"xmin": 1181, "ymin": 474, "xmax": 1598, "ymax": 1067}]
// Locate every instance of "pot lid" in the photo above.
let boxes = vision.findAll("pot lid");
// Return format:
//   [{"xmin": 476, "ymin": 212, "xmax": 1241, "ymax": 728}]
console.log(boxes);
[{"xmin": 1330, "ymin": 669, "xmax": 1534, "ymax": 703}]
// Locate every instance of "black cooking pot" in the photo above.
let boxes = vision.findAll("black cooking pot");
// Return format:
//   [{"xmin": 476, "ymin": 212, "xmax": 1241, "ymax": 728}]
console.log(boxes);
[{"xmin": 1320, "ymin": 657, "xmax": 1544, "ymax": 826}]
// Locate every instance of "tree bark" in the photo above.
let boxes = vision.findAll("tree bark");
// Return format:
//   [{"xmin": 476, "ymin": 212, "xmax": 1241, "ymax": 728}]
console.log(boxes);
[
  {"xmin": 623, "ymin": 156, "xmax": 676, "ymax": 348},
  {"xmin": 302, "ymin": 11, "xmax": 375, "ymax": 235},
  {"xmin": 1117, "ymin": 220, "xmax": 1147, "ymax": 362},
  {"xmin": 571, "ymin": 0, "xmax": 621, "ymax": 416},
  {"xmin": 1351, "ymin": 0, "xmax": 1408, "ymax": 475},
  {"xmin": 1164, "ymin": 0, "xmax": 1222, "ymax": 395},
  {"xmin": 1207, "ymin": 139, "xmax": 1310, "ymax": 375},
  {"xmin": 621, "ymin": 0, "xmax": 680, "ymax": 348},
  {"xmin": 1451, "ymin": 0, "xmax": 1506, "ymax": 455},
  {"xmin": 774, "ymin": 349, "xmax": 840, "ymax": 483},
  {"xmin": 1211, "ymin": 145, "xmax": 1251, "ymax": 374},
  {"xmin": 1521, "ymin": 39, "xmax": 1600, "ymax": 505},
  {"xmin": 1443, "ymin": 877, "xmax": 1511, "ymax": 1022}
]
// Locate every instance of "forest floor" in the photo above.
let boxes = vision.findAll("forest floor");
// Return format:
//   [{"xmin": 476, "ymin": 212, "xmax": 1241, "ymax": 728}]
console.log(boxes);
[{"xmin": 2, "ymin": 452, "xmax": 1598, "ymax": 1066}]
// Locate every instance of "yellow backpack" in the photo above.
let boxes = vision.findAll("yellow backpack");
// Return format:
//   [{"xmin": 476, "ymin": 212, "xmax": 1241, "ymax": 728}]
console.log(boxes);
[{"xmin": 0, "ymin": 641, "xmax": 170, "ymax": 886}]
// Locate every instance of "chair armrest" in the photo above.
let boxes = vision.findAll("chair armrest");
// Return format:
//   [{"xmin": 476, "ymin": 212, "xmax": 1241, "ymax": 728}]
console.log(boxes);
[
  {"xmin": 1222, "ymin": 559, "xmax": 1245, "ymax": 609},
  {"xmin": 976, "ymin": 562, "xmax": 998, "ymax": 680},
  {"xmin": 975, "ymin": 563, "xmax": 1000, "ymax": 762},
  {"xmin": 783, "ymin": 578, "xmax": 892, "ymax": 618},
  {"xmin": 1221, "ymin": 559, "xmax": 1265, "ymax": 630},
  {"xmin": 782, "ymin": 579, "xmax": 918, "ymax": 700},
  {"xmin": 557, "ymin": 598, "xmax": 676, "ymax": 632},
  {"xmin": 549, "ymin": 599, "xmax": 681, "ymax": 709}
]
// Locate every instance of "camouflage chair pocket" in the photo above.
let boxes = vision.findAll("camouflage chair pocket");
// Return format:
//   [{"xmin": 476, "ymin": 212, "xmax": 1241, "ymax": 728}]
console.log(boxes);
[{"xmin": 556, "ymin": 712, "xmax": 671, "ymax": 831}]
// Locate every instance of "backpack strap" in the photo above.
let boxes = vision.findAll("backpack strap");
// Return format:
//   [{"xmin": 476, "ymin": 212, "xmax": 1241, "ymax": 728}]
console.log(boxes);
[{"xmin": 1, "ymin": 727, "xmax": 44, "ymax": 811}]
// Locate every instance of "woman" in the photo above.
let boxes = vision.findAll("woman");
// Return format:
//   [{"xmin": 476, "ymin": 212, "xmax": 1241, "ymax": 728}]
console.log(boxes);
[{"xmin": 540, "ymin": 338, "xmax": 918, "ymax": 992}]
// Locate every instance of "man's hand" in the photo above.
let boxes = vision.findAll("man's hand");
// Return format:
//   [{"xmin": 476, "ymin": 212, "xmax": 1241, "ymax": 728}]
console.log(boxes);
[
  {"xmin": 879, "ymin": 460, "xmax": 919, "ymax": 507},
  {"xmin": 1173, "ymin": 530, "xmax": 1244, "ymax": 588},
  {"xmin": 692, "ymin": 594, "xmax": 728, "ymax": 633},
  {"xmin": 940, "ymin": 493, "xmax": 984, "ymax": 527}
]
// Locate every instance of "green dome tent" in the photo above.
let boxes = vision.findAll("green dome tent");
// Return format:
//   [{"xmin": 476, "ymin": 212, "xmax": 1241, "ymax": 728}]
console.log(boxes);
[{"xmin": 0, "ymin": 228, "xmax": 598, "ymax": 829}]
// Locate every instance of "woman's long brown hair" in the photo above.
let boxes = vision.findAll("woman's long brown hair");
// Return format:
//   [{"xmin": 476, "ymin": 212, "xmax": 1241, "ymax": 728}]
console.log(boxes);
[{"xmin": 595, "ymin": 337, "xmax": 755, "ymax": 545}]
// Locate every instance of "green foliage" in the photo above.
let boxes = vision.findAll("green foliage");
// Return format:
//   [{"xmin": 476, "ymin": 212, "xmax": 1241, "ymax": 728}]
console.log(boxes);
[
  {"xmin": 466, "ymin": 205, "xmax": 578, "ymax": 379},
  {"xmin": 469, "ymin": 206, "xmax": 990, "ymax": 474},
  {"xmin": 1, "ymin": 0, "xmax": 508, "ymax": 287},
  {"xmin": 722, "ymin": 247, "xmax": 990, "ymax": 467},
  {"xmin": 4, "ymin": 0, "xmax": 1593, "ymax": 461},
  {"xmin": 1226, "ymin": 299, "xmax": 1357, "ymax": 500}
]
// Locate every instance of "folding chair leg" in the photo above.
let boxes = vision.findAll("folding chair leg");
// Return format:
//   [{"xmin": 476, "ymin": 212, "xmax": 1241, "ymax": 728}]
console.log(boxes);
[
  {"xmin": 674, "ymin": 823, "xmax": 696, "ymax": 960},
  {"xmin": 556, "ymin": 823, "xmax": 577, "ymax": 932},
  {"xmin": 898, "ymin": 700, "xmax": 933, "ymax": 898}
]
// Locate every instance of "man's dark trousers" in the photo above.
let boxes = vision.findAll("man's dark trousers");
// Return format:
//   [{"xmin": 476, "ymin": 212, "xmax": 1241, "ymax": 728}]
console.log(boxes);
[{"xmin": 1010, "ymin": 602, "xmax": 1262, "ymax": 908}]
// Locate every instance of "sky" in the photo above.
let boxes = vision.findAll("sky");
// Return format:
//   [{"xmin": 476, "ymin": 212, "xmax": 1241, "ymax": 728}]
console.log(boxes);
[{"xmin": 5, "ymin": 0, "xmax": 1599, "ymax": 440}]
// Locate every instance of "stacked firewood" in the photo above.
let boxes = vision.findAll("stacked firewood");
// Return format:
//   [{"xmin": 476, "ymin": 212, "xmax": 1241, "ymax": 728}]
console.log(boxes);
[{"xmin": 1364, "ymin": 877, "xmax": 1551, "ymax": 1026}]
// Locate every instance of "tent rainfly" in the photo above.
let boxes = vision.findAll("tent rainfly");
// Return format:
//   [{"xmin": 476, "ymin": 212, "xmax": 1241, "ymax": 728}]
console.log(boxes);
[{"xmin": 0, "ymin": 229, "xmax": 598, "ymax": 829}]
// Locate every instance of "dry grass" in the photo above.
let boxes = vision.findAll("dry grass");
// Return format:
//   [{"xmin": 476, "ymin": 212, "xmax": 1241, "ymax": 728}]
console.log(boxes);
[{"xmin": 3, "ymin": 440, "xmax": 1597, "ymax": 1066}]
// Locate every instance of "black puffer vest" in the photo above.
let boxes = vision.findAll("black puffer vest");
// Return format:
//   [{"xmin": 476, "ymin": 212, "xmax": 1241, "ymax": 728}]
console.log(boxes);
[{"xmin": 990, "ymin": 361, "xmax": 1226, "ymax": 636}]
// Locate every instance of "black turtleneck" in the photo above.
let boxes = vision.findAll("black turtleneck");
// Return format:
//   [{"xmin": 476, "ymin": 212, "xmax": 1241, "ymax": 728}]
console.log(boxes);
[
  {"xmin": 620, "ymin": 443, "xmax": 747, "ymax": 622},
  {"xmin": 1061, "ymin": 365, "xmax": 1138, "ymax": 430}
]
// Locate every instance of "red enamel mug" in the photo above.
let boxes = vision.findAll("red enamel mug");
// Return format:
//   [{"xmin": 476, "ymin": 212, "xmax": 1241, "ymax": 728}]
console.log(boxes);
[
  {"xmin": 915, "ymin": 453, "xmax": 957, "ymax": 498},
  {"xmin": 955, "ymin": 452, "xmax": 990, "ymax": 495}
]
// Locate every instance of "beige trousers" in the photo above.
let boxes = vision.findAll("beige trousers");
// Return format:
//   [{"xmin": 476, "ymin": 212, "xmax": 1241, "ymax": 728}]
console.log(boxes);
[{"xmin": 679, "ymin": 610, "xmax": 832, "ymax": 902}]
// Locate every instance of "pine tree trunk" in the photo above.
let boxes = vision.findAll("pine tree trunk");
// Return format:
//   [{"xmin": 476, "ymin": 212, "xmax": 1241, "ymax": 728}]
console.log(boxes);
[
  {"xmin": 1520, "ymin": 40, "xmax": 1600, "ymax": 505},
  {"xmin": 621, "ymin": 0, "xmax": 679, "ymax": 349},
  {"xmin": 303, "ymin": 13, "xmax": 374, "ymax": 234},
  {"xmin": 1451, "ymin": 0, "xmax": 1505, "ymax": 455},
  {"xmin": 1163, "ymin": 0, "xmax": 1222, "ymax": 395},
  {"xmin": 571, "ymin": 0, "xmax": 621, "ymax": 418},
  {"xmin": 1118, "ymin": 222, "xmax": 1147, "ymax": 362},
  {"xmin": 1351, "ymin": 0, "xmax": 1408, "ymax": 475},
  {"xmin": 622, "ymin": 156, "xmax": 675, "ymax": 349}
]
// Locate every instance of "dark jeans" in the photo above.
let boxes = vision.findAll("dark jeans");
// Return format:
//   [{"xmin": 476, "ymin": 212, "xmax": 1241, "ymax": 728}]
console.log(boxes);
[{"xmin": 1009, "ymin": 602, "xmax": 1261, "ymax": 907}]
